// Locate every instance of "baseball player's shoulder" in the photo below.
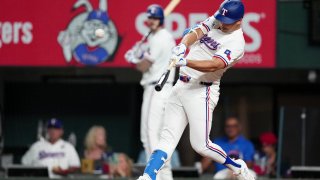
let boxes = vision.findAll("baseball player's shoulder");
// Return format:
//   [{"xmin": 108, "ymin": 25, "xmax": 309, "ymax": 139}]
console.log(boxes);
[
  {"xmin": 30, "ymin": 140, "xmax": 48, "ymax": 149},
  {"xmin": 58, "ymin": 140, "xmax": 75, "ymax": 149},
  {"xmin": 233, "ymin": 28, "xmax": 245, "ymax": 45},
  {"xmin": 156, "ymin": 28, "xmax": 174, "ymax": 40}
]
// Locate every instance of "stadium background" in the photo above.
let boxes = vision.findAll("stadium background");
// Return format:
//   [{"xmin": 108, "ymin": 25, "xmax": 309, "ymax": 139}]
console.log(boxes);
[{"xmin": 0, "ymin": 0, "xmax": 320, "ymax": 178}]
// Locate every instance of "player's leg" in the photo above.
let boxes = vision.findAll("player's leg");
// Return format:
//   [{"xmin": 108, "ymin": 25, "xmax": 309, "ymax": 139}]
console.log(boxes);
[
  {"xmin": 140, "ymin": 86, "xmax": 154, "ymax": 156},
  {"xmin": 183, "ymin": 85, "xmax": 243, "ymax": 173},
  {"xmin": 139, "ymin": 87, "xmax": 188, "ymax": 180},
  {"xmin": 146, "ymin": 85, "xmax": 174, "ymax": 180},
  {"xmin": 146, "ymin": 85, "xmax": 172, "ymax": 153}
]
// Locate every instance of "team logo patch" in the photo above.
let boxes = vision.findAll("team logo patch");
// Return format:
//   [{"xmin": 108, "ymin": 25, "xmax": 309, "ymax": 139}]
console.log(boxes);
[
  {"xmin": 57, "ymin": 0, "xmax": 119, "ymax": 66},
  {"xmin": 224, "ymin": 49, "xmax": 231, "ymax": 60},
  {"xmin": 200, "ymin": 35, "xmax": 220, "ymax": 50}
]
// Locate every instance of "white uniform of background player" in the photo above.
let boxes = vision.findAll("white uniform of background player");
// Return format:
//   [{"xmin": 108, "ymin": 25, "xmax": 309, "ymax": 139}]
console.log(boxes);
[
  {"xmin": 125, "ymin": 4, "xmax": 175, "ymax": 180},
  {"xmin": 138, "ymin": 1, "xmax": 255, "ymax": 180},
  {"xmin": 22, "ymin": 119, "xmax": 80, "ymax": 178}
]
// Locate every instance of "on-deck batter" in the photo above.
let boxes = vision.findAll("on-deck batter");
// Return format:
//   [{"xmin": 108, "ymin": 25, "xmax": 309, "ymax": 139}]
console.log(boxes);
[
  {"xmin": 137, "ymin": 1, "xmax": 255, "ymax": 180},
  {"xmin": 125, "ymin": 4, "xmax": 176, "ymax": 180}
]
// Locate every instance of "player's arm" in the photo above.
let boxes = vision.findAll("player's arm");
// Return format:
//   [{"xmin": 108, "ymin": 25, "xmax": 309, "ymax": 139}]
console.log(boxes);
[
  {"xmin": 181, "ymin": 28, "xmax": 205, "ymax": 48},
  {"xmin": 21, "ymin": 144, "xmax": 36, "ymax": 165},
  {"xmin": 52, "ymin": 167, "xmax": 80, "ymax": 176},
  {"xmin": 135, "ymin": 59, "xmax": 153, "ymax": 73},
  {"xmin": 185, "ymin": 57, "xmax": 226, "ymax": 72},
  {"xmin": 176, "ymin": 45, "xmax": 244, "ymax": 71},
  {"xmin": 173, "ymin": 16, "xmax": 216, "ymax": 56}
]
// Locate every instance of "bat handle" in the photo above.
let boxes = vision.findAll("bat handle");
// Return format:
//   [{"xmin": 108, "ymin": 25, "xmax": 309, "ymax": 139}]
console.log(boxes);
[{"xmin": 167, "ymin": 59, "xmax": 176, "ymax": 70}]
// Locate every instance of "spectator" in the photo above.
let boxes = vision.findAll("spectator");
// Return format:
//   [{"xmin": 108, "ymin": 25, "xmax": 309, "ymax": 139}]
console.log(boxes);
[
  {"xmin": 137, "ymin": 149, "xmax": 181, "ymax": 168},
  {"xmin": 21, "ymin": 118, "xmax": 80, "ymax": 178},
  {"xmin": 254, "ymin": 132, "xmax": 277, "ymax": 177},
  {"xmin": 110, "ymin": 153, "xmax": 133, "ymax": 178},
  {"xmin": 84, "ymin": 125, "xmax": 109, "ymax": 161},
  {"xmin": 201, "ymin": 117, "xmax": 255, "ymax": 175}
]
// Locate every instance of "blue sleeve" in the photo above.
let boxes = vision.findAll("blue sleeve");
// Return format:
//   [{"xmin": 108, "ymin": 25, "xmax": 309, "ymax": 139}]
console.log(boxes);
[{"xmin": 243, "ymin": 141, "xmax": 255, "ymax": 161}]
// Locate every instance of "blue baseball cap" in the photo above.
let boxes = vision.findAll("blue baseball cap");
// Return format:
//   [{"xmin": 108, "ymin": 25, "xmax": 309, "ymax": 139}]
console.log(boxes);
[
  {"xmin": 47, "ymin": 118, "xmax": 63, "ymax": 129},
  {"xmin": 87, "ymin": 10, "xmax": 109, "ymax": 25}
]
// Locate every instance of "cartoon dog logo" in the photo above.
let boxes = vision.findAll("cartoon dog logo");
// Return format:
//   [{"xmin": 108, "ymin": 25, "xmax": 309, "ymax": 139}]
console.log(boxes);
[{"xmin": 58, "ymin": 0, "xmax": 118, "ymax": 65}]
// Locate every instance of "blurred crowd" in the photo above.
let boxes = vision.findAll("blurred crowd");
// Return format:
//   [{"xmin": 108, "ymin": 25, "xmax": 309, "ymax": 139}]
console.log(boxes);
[{"xmin": 19, "ymin": 117, "xmax": 288, "ymax": 179}]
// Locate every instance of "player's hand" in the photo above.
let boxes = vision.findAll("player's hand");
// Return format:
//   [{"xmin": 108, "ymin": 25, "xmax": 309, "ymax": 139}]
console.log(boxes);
[
  {"xmin": 52, "ymin": 166, "xmax": 66, "ymax": 175},
  {"xmin": 172, "ymin": 56, "xmax": 187, "ymax": 67},
  {"xmin": 172, "ymin": 43, "xmax": 187, "ymax": 58},
  {"xmin": 124, "ymin": 49, "xmax": 142, "ymax": 64}
]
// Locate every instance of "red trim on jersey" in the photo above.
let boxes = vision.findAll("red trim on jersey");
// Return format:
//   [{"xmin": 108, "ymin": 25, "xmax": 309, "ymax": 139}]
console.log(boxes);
[{"xmin": 213, "ymin": 55, "xmax": 228, "ymax": 68}]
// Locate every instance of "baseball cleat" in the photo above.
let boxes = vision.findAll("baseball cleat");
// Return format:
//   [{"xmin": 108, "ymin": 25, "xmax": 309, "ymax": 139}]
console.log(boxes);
[
  {"xmin": 137, "ymin": 174, "xmax": 152, "ymax": 180},
  {"xmin": 233, "ymin": 159, "xmax": 255, "ymax": 180}
]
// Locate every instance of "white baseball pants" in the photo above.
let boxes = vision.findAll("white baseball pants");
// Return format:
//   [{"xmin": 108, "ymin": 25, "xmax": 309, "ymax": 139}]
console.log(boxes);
[
  {"xmin": 140, "ymin": 84, "xmax": 173, "ymax": 180},
  {"xmin": 156, "ymin": 80, "xmax": 228, "ymax": 165}
]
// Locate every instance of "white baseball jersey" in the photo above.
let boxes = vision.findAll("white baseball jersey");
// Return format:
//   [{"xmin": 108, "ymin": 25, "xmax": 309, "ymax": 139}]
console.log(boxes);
[
  {"xmin": 180, "ymin": 16, "xmax": 245, "ymax": 83},
  {"xmin": 21, "ymin": 139, "xmax": 80, "ymax": 178},
  {"xmin": 140, "ymin": 28, "xmax": 176, "ymax": 86}
]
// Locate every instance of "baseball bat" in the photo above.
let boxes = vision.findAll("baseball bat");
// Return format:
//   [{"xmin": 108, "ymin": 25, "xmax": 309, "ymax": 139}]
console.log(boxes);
[
  {"xmin": 135, "ymin": 0, "xmax": 181, "ymax": 47},
  {"xmin": 155, "ymin": 60, "xmax": 176, "ymax": 91}
]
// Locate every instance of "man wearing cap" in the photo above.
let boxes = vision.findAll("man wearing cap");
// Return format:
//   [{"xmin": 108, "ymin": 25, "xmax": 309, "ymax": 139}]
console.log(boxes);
[
  {"xmin": 137, "ymin": 0, "xmax": 255, "ymax": 180},
  {"xmin": 22, "ymin": 118, "xmax": 80, "ymax": 178},
  {"xmin": 125, "ymin": 4, "xmax": 176, "ymax": 180},
  {"xmin": 253, "ymin": 132, "xmax": 278, "ymax": 177}
]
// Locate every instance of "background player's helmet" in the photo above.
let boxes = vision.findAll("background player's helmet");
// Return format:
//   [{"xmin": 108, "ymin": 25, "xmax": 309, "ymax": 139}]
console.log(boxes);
[
  {"xmin": 214, "ymin": 0, "xmax": 244, "ymax": 24},
  {"xmin": 87, "ymin": 10, "xmax": 109, "ymax": 25},
  {"xmin": 147, "ymin": 4, "xmax": 164, "ymax": 25}
]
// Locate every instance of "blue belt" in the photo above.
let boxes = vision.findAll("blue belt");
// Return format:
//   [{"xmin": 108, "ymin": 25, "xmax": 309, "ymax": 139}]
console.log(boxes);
[{"xmin": 179, "ymin": 75, "xmax": 213, "ymax": 86}]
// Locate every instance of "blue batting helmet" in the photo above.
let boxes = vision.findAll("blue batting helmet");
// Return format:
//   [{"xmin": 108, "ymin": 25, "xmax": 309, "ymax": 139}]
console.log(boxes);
[
  {"xmin": 147, "ymin": 4, "xmax": 164, "ymax": 25},
  {"xmin": 214, "ymin": 0, "xmax": 244, "ymax": 24}
]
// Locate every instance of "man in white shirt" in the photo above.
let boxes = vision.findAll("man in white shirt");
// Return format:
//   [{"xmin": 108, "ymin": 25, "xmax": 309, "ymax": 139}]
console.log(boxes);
[
  {"xmin": 22, "ymin": 118, "xmax": 80, "ymax": 178},
  {"xmin": 137, "ymin": 1, "xmax": 255, "ymax": 180},
  {"xmin": 125, "ymin": 4, "xmax": 176, "ymax": 180}
]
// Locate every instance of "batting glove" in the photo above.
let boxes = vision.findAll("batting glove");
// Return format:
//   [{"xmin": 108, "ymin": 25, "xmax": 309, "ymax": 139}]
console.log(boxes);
[
  {"xmin": 124, "ymin": 49, "xmax": 142, "ymax": 64},
  {"xmin": 173, "ymin": 57, "xmax": 187, "ymax": 67},
  {"xmin": 172, "ymin": 43, "xmax": 187, "ymax": 58}
]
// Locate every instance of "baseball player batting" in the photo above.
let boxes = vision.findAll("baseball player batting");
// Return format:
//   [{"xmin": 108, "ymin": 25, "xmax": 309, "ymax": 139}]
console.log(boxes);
[
  {"xmin": 137, "ymin": 1, "xmax": 255, "ymax": 180},
  {"xmin": 125, "ymin": 4, "xmax": 176, "ymax": 180}
]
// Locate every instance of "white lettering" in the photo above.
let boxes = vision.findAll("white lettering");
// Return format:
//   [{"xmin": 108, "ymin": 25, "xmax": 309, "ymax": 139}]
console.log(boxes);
[
  {"xmin": 243, "ymin": 13, "xmax": 262, "ymax": 52},
  {"xmin": 13, "ymin": 22, "xmax": 22, "ymax": 44},
  {"xmin": 189, "ymin": 13, "xmax": 208, "ymax": 27},
  {"xmin": 2, "ymin": 22, "xmax": 12, "ymax": 44},
  {"xmin": 222, "ymin": 8, "xmax": 228, "ymax": 16},
  {"xmin": 22, "ymin": 22, "xmax": 33, "ymax": 44},
  {"xmin": 0, "ymin": 21, "xmax": 33, "ymax": 48},
  {"xmin": 0, "ymin": 23, "xmax": 2, "ymax": 48},
  {"xmin": 135, "ymin": 13, "xmax": 149, "ymax": 36},
  {"xmin": 165, "ymin": 13, "xmax": 186, "ymax": 39}
]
